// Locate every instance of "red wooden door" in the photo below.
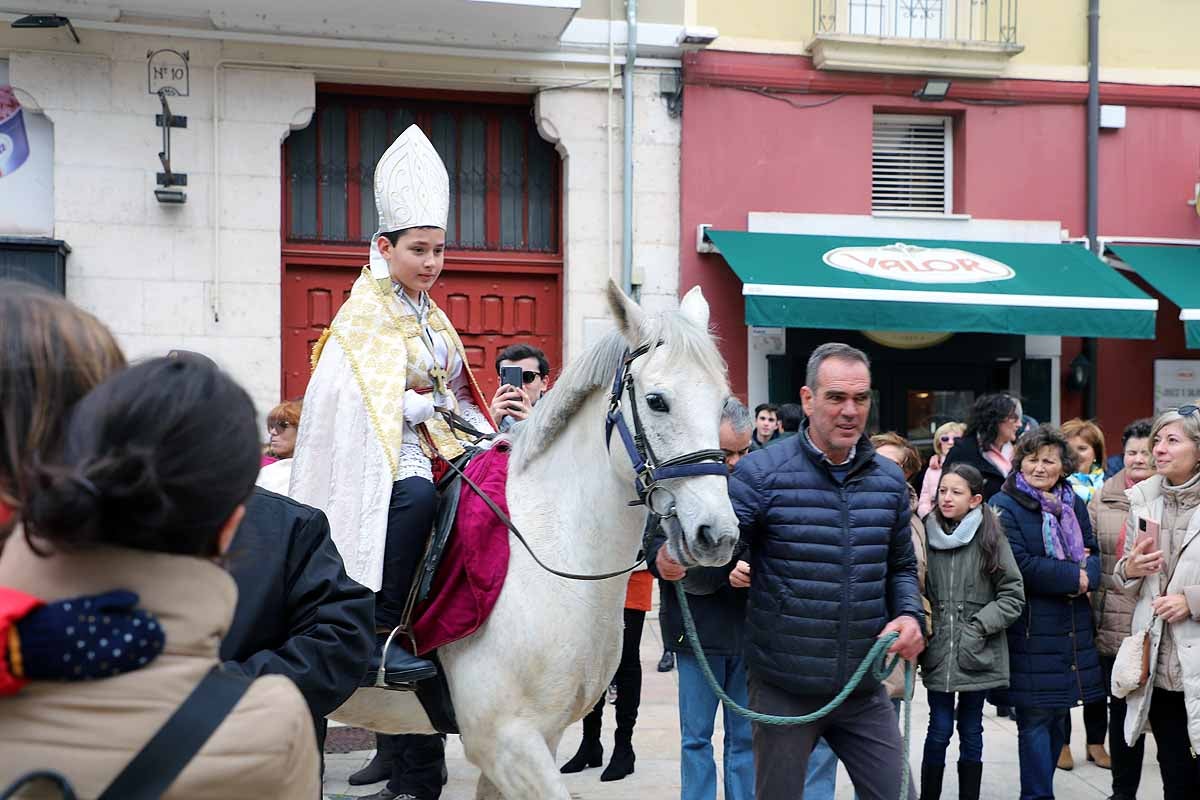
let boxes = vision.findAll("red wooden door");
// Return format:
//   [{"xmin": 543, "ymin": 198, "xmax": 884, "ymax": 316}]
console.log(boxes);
[{"xmin": 281, "ymin": 259, "xmax": 562, "ymax": 403}]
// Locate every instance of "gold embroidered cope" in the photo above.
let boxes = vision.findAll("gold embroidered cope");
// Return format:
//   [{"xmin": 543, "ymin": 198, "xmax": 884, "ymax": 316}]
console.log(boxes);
[{"xmin": 311, "ymin": 267, "xmax": 486, "ymax": 478}]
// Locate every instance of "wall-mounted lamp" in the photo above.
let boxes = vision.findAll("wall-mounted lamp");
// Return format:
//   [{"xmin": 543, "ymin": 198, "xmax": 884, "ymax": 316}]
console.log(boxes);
[
  {"xmin": 1066, "ymin": 353, "xmax": 1092, "ymax": 392},
  {"xmin": 154, "ymin": 188, "xmax": 186, "ymax": 204},
  {"xmin": 10, "ymin": 14, "xmax": 80, "ymax": 44},
  {"xmin": 913, "ymin": 78, "xmax": 952, "ymax": 102},
  {"xmin": 154, "ymin": 90, "xmax": 187, "ymax": 205}
]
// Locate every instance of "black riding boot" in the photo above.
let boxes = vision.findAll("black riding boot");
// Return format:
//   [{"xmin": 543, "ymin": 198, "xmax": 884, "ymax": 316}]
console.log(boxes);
[
  {"xmin": 349, "ymin": 733, "xmax": 394, "ymax": 786},
  {"xmin": 561, "ymin": 698, "xmax": 604, "ymax": 773},
  {"xmin": 372, "ymin": 477, "xmax": 439, "ymax": 685},
  {"xmin": 919, "ymin": 762, "xmax": 945, "ymax": 800},
  {"xmin": 957, "ymin": 761, "xmax": 982, "ymax": 800}
]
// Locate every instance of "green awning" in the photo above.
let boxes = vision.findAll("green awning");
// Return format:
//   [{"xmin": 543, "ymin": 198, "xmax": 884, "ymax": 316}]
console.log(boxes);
[
  {"xmin": 708, "ymin": 230, "xmax": 1157, "ymax": 339},
  {"xmin": 1109, "ymin": 245, "xmax": 1200, "ymax": 348}
]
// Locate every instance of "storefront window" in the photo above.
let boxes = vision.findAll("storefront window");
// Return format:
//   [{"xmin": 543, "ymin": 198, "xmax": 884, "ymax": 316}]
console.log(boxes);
[{"xmin": 906, "ymin": 389, "xmax": 974, "ymax": 445}]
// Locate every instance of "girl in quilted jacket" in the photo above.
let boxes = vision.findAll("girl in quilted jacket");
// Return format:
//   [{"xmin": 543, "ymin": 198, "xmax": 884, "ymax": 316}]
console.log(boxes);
[{"xmin": 918, "ymin": 463, "xmax": 1024, "ymax": 800}]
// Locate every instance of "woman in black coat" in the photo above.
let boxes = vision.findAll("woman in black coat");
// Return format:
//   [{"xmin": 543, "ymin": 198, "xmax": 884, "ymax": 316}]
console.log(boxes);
[
  {"xmin": 992, "ymin": 425, "xmax": 1104, "ymax": 800},
  {"xmin": 945, "ymin": 394, "xmax": 1023, "ymax": 501}
]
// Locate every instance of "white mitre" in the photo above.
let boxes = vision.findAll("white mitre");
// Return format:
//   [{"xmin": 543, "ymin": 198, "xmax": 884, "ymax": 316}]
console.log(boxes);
[{"xmin": 368, "ymin": 124, "xmax": 450, "ymax": 284}]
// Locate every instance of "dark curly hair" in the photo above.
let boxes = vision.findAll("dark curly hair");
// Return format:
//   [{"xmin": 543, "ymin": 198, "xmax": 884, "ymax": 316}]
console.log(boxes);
[
  {"xmin": 25, "ymin": 356, "xmax": 261, "ymax": 558},
  {"xmin": 965, "ymin": 393, "xmax": 1019, "ymax": 448},
  {"xmin": 1122, "ymin": 417, "xmax": 1154, "ymax": 448},
  {"xmin": 1011, "ymin": 423, "xmax": 1077, "ymax": 482}
]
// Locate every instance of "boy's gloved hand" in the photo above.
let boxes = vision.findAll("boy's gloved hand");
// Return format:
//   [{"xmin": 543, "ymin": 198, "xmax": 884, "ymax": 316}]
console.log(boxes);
[
  {"xmin": 11, "ymin": 590, "xmax": 166, "ymax": 683},
  {"xmin": 403, "ymin": 389, "xmax": 436, "ymax": 426}
]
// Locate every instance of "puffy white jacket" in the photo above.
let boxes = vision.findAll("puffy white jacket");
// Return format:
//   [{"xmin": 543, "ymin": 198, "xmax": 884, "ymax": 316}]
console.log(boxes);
[{"xmin": 1116, "ymin": 475, "xmax": 1200, "ymax": 751}]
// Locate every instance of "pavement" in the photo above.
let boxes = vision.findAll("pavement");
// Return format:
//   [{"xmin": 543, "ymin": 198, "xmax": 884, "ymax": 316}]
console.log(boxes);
[{"xmin": 324, "ymin": 586, "xmax": 1165, "ymax": 799}]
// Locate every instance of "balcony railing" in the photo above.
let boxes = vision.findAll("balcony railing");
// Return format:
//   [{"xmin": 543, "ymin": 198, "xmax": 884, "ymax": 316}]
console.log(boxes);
[{"xmin": 813, "ymin": 0, "xmax": 1019, "ymax": 46}]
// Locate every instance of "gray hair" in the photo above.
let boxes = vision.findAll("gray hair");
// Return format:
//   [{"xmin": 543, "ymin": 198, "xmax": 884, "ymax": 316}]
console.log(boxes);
[
  {"xmin": 1149, "ymin": 408, "xmax": 1200, "ymax": 470},
  {"xmin": 805, "ymin": 342, "xmax": 871, "ymax": 390},
  {"xmin": 721, "ymin": 396, "xmax": 752, "ymax": 435}
]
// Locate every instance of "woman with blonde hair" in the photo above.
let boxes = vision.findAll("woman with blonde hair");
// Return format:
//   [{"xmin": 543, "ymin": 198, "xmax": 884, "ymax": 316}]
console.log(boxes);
[
  {"xmin": 1063, "ymin": 418, "xmax": 1107, "ymax": 505},
  {"xmin": 1114, "ymin": 406, "xmax": 1200, "ymax": 799},
  {"xmin": 919, "ymin": 422, "xmax": 966, "ymax": 518}
]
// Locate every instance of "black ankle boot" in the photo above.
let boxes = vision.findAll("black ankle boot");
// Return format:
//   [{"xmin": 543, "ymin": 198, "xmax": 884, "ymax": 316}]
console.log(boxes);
[
  {"xmin": 919, "ymin": 762, "xmax": 945, "ymax": 800},
  {"xmin": 600, "ymin": 736, "xmax": 635, "ymax": 782},
  {"xmin": 560, "ymin": 737, "xmax": 603, "ymax": 773},
  {"xmin": 345, "ymin": 738, "xmax": 391, "ymax": 786},
  {"xmin": 957, "ymin": 761, "xmax": 982, "ymax": 800}
]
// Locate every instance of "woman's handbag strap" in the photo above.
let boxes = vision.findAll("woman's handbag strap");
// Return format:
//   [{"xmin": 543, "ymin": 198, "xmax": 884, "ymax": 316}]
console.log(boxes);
[{"xmin": 96, "ymin": 666, "xmax": 251, "ymax": 800}]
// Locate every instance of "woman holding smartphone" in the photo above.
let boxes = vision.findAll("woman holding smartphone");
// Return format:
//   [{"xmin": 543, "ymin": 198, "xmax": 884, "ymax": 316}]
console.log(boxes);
[{"xmin": 1115, "ymin": 407, "xmax": 1200, "ymax": 799}]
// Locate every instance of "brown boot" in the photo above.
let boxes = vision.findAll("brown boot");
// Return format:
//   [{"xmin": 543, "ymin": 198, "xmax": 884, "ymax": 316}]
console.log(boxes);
[
  {"xmin": 1056, "ymin": 745, "xmax": 1074, "ymax": 771},
  {"xmin": 1087, "ymin": 744, "xmax": 1112, "ymax": 769}
]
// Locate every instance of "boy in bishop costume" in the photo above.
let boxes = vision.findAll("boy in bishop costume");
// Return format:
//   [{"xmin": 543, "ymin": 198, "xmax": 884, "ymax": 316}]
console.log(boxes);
[{"xmin": 290, "ymin": 124, "xmax": 494, "ymax": 683}]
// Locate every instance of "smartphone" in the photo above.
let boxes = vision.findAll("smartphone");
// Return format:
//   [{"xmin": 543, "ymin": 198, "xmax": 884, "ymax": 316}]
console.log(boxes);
[
  {"xmin": 500, "ymin": 365, "xmax": 524, "ymax": 389},
  {"xmin": 1136, "ymin": 517, "xmax": 1161, "ymax": 552}
]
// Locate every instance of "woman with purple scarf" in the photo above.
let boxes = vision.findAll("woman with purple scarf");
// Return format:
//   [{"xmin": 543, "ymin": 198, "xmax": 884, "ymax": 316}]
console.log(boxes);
[{"xmin": 991, "ymin": 424, "xmax": 1105, "ymax": 800}]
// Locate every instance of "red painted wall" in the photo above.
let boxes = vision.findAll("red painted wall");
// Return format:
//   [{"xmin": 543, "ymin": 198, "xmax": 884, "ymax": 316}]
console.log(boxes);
[{"xmin": 680, "ymin": 51, "xmax": 1200, "ymax": 436}]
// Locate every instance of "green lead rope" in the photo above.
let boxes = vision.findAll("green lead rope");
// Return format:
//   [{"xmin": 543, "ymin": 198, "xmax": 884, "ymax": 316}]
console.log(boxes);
[{"xmin": 671, "ymin": 580, "xmax": 915, "ymax": 800}]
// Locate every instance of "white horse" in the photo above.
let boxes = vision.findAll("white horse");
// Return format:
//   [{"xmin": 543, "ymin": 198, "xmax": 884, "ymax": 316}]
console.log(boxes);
[{"xmin": 331, "ymin": 281, "xmax": 739, "ymax": 799}]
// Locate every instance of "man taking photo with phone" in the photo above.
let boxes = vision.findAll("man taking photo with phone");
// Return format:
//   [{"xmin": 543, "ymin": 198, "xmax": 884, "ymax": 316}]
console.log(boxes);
[{"xmin": 489, "ymin": 343, "xmax": 551, "ymax": 432}]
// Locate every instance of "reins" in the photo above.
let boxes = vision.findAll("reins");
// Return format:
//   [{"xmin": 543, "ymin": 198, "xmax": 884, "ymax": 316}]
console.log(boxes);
[
  {"xmin": 437, "ymin": 339, "xmax": 724, "ymax": 582},
  {"xmin": 438, "ymin": 453, "xmax": 652, "ymax": 582},
  {"xmin": 672, "ymin": 580, "xmax": 915, "ymax": 798}
]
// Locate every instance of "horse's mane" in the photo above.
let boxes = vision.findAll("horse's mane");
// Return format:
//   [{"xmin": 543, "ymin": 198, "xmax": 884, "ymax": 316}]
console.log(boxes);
[{"xmin": 510, "ymin": 310, "xmax": 727, "ymax": 471}]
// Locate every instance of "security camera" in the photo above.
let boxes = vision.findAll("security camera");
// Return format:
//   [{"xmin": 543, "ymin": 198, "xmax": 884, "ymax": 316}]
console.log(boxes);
[{"xmin": 676, "ymin": 26, "xmax": 718, "ymax": 48}]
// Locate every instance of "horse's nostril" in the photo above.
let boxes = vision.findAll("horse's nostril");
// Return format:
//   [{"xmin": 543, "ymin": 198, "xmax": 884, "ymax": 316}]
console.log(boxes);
[{"xmin": 695, "ymin": 524, "xmax": 715, "ymax": 550}]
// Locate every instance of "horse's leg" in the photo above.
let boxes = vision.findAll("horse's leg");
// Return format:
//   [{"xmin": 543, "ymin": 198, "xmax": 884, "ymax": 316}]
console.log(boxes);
[
  {"xmin": 479, "ymin": 719, "xmax": 572, "ymax": 800},
  {"xmin": 474, "ymin": 775, "xmax": 502, "ymax": 800}
]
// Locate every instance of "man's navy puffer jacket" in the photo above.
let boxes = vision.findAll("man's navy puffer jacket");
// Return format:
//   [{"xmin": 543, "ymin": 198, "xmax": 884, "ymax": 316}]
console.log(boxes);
[{"xmin": 729, "ymin": 424, "xmax": 924, "ymax": 697}]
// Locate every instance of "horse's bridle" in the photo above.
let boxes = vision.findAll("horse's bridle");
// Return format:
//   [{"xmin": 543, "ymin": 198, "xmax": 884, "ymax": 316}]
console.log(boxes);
[
  {"xmin": 436, "ymin": 339, "xmax": 727, "ymax": 583},
  {"xmin": 604, "ymin": 341, "xmax": 729, "ymax": 519}
]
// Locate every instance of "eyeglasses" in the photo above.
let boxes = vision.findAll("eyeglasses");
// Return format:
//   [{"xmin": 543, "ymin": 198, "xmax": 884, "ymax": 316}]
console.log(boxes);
[
  {"xmin": 268, "ymin": 420, "xmax": 293, "ymax": 434},
  {"xmin": 1179, "ymin": 404, "xmax": 1199, "ymax": 417},
  {"xmin": 498, "ymin": 370, "xmax": 543, "ymax": 385},
  {"xmin": 939, "ymin": 435, "xmax": 960, "ymax": 444}
]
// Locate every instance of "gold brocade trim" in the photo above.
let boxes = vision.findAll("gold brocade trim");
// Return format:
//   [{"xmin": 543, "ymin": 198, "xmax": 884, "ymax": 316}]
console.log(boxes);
[
  {"xmin": 325, "ymin": 267, "xmax": 478, "ymax": 478},
  {"xmin": 310, "ymin": 328, "xmax": 332, "ymax": 373},
  {"xmin": 329, "ymin": 326, "xmax": 401, "ymax": 479}
]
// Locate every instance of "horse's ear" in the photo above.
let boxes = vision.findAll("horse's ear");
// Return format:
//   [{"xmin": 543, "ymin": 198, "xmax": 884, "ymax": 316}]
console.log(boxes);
[
  {"xmin": 678, "ymin": 286, "xmax": 710, "ymax": 330},
  {"xmin": 606, "ymin": 279, "xmax": 647, "ymax": 346}
]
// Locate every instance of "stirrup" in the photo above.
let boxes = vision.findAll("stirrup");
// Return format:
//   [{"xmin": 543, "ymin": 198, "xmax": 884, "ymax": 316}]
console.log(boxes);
[{"xmin": 364, "ymin": 626, "xmax": 437, "ymax": 690}]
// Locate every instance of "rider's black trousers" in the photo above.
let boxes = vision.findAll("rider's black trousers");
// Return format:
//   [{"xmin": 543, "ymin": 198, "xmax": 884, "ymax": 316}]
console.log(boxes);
[{"xmin": 375, "ymin": 476, "xmax": 438, "ymax": 631}]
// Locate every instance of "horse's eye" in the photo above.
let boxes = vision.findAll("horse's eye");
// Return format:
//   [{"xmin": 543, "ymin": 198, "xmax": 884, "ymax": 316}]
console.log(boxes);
[{"xmin": 646, "ymin": 393, "xmax": 670, "ymax": 413}]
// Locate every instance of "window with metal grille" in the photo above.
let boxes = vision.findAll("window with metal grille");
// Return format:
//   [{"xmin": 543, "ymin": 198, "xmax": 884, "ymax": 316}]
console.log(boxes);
[
  {"xmin": 850, "ymin": 0, "xmax": 945, "ymax": 39},
  {"xmin": 872, "ymin": 114, "xmax": 952, "ymax": 214},
  {"xmin": 284, "ymin": 91, "xmax": 561, "ymax": 252}
]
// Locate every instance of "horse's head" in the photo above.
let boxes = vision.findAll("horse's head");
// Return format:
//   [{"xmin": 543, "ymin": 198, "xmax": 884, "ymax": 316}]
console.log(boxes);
[{"xmin": 606, "ymin": 281, "xmax": 740, "ymax": 567}]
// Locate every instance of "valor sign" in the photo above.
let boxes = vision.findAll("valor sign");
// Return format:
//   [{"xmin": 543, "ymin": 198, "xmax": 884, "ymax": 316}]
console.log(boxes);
[{"xmin": 822, "ymin": 242, "xmax": 1016, "ymax": 284}]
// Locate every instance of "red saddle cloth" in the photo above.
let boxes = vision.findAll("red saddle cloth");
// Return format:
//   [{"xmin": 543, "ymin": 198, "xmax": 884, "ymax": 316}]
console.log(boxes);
[{"xmin": 411, "ymin": 443, "xmax": 512, "ymax": 655}]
